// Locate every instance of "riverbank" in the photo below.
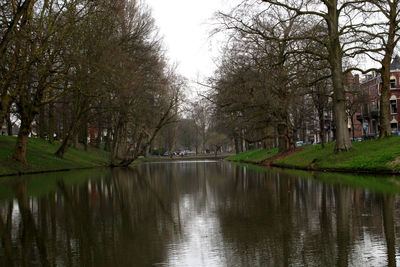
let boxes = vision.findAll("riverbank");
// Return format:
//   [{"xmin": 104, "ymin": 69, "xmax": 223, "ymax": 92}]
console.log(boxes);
[
  {"xmin": 227, "ymin": 136, "xmax": 400, "ymax": 174},
  {"xmin": 143, "ymin": 153, "xmax": 232, "ymax": 162},
  {"xmin": 0, "ymin": 136, "xmax": 110, "ymax": 177}
]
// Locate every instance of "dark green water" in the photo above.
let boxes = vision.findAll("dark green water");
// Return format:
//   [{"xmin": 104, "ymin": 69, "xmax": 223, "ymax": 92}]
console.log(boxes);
[{"xmin": 0, "ymin": 160, "xmax": 400, "ymax": 266}]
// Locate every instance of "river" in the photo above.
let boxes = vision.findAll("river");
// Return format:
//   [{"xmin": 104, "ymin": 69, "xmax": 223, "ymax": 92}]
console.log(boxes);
[{"xmin": 0, "ymin": 160, "xmax": 399, "ymax": 266}]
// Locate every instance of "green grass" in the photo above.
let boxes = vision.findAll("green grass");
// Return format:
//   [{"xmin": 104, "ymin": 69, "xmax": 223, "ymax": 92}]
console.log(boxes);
[
  {"xmin": 227, "ymin": 148, "xmax": 279, "ymax": 163},
  {"xmin": 0, "ymin": 168, "xmax": 111, "ymax": 200},
  {"xmin": 0, "ymin": 136, "xmax": 110, "ymax": 176},
  {"xmin": 276, "ymin": 136, "xmax": 400, "ymax": 172},
  {"xmin": 232, "ymin": 162, "xmax": 400, "ymax": 195}
]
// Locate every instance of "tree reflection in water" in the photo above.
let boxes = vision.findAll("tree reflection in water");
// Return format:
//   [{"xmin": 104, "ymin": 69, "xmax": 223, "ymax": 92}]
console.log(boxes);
[{"xmin": 0, "ymin": 162, "xmax": 399, "ymax": 266}]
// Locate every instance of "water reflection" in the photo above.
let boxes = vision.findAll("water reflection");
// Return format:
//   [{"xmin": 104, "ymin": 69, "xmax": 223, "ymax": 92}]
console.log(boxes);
[{"xmin": 0, "ymin": 162, "xmax": 399, "ymax": 266}]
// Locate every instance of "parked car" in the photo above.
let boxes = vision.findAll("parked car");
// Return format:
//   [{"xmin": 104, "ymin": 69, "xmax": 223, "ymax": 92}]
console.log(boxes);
[
  {"xmin": 295, "ymin": 141, "xmax": 304, "ymax": 147},
  {"xmin": 185, "ymin": 150, "xmax": 195, "ymax": 155}
]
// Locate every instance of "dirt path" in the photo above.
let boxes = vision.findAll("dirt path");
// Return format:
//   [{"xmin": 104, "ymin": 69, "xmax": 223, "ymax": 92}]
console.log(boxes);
[{"xmin": 261, "ymin": 150, "xmax": 302, "ymax": 166}]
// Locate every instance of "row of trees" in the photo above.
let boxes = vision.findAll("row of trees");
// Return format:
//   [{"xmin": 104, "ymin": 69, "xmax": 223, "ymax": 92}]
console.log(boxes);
[
  {"xmin": 209, "ymin": 0, "xmax": 400, "ymax": 153},
  {"xmin": 0, "ymin": 0, "xmax": 184, "ymax": 165},
  {"xmin": 153, "ymin": 99, "xmax": 232, "ymax": 155}
]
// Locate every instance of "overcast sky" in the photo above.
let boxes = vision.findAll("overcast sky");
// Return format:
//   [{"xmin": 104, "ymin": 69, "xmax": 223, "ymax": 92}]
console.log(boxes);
[{"xmin": 145, "ymin": 0, "xmax": 239, "ymax": 93}]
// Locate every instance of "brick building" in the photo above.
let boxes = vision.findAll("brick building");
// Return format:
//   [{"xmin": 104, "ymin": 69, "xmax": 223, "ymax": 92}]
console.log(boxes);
[{"xmin": 352, "ymin": 55, "xmax": 400, "ymax": 138}]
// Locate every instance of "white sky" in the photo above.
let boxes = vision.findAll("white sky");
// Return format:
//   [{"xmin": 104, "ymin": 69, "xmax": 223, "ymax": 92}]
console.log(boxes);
[{"xmin": 145, "ymin": 0, "xmax": 240, "ymax": 95}]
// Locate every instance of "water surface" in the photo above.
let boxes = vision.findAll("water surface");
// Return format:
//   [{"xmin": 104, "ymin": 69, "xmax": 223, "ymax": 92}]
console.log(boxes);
[{"xmin": 0, "ymin": 161, "xmax": 400, "ymax": 266}]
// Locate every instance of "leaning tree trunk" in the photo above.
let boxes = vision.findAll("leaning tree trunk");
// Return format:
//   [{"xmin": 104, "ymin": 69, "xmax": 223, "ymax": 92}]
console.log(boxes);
[
  {"xmin": 55, "ymin": 134, "xmax": 70, "ymax": 158},
  {"xmin": 55, "ymin": 117, "xmax": 81, "ymax": 158},
  {"xmin": 79, "ymin": 118, "xmax": 88, "ymax": 151}
]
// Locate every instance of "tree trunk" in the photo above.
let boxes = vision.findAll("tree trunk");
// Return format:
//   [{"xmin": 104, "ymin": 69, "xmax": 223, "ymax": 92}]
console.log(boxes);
[
  {"xmin": 327, "ymin": 0, "xmax": 352, "ymax": 152},
  {"xmin": 104, "ymin": 128, "xmax": 112, "ymax": 152},
  {"xmin": 62, "ymin": 101, "xmax": 68, "ymax": 140},
  {"xmin": 379, "ymin": 55, "xmax": 393, "ymax": 138},
  {"xmin": 79, "ymin": 119, "xmax": 88, "ymax": 151},
  {"xmin": 6, "ymin": 112, "xmax": 12, "ymax": 136},
  {"xmin": 380, "ymin": 74, "xmax": 391, "ymax": 138},
  {"xmin": 12, "ymin": 113, "xmax": 34, "ymax": 164},
  {"xmin": 55, "ymin": 136, "xmax": 69, "ymax": 158},
  {"xmin": 286, "ymin": 117, "xmax": 295, "ymax": 151},
  {"xmin": 234, "ymin": 132, "xmax": 242, "ymax": 153},
  {"xmin": 277, "ymin": 120, "xmax": 295, "ymax": 153},
  {"xmin": 0, "ymin": 94, "xmax": 11, "ymax": 127},
  {"xmin": 319, "ymin": 109, "xmax": 326, "ymax": 148},
  {"xmin": 379, "ymin": 0, "xmax": 397, "ymax": 139},
  {"xmin": 39, "ymin": 105, "xmax": 46, "ymax": 139},
  {"xmin": 72, "ymin": 134, "xmax": 78, "ymax": 149},
  {"xmin": 55, "ymin": 118, "xmax": 80, "ymax": 158},
  {"xmin": 95, "ymin": 123, "xmax": 102, "ymax": 148},
  {"xmin": 277, "ymin": 123, "xmax": 289, "ymax": 152},
  {"xmin": 48, "ymin": 102, "xmax": 54, "ymax": 143},
  {"xmin": 111, "ymin": 127, "xmax": 121, "ymax": 165}
]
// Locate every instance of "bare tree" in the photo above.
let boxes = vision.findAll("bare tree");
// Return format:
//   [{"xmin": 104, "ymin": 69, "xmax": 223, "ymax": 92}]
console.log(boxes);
[
  {"xmin": 254, "ymin": 0, "xmax": 359, "ymax": 151},
  {"xmin": 355, "ymin": 0, "xmax": 400, "ymax": 138}
]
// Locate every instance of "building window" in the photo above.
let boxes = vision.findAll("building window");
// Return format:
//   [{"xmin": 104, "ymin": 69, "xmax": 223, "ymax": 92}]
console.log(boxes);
[
  {"xmin": 363, "ymin": 103, "xmax": 368, "ymax": 115},
  {"xmin": 371, "ymin": 101, "xmax": 377, "ymax": 111},
  {"xmin": 391, "ymin": 79, "xmax": 396, "ymax": 89},
  {"xmin": 372, "ymin": 120, "xmax": 377, "ymax": 134},
  {"xmin": 391, "ymin": 123, "xmax": 398, "ymax": 132},
  {"xmin": 391, "ymin": 99, "xmax": 398, "ymax": 114}
]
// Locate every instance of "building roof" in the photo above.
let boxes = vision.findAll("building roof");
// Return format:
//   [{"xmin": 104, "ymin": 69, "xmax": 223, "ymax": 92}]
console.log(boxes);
[{"xmin": 391, "ymin": 55, "xmax": 400, "ymax": 70}]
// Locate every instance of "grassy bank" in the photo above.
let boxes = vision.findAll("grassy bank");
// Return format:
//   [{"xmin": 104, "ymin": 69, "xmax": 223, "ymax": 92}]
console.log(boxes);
[
  {"xmin": 228, "ymin": 137, "xmax": 400, "ymax": 173},
  {"xmin": 231, "ymin": 162, "xmax": 400, "ymax": 195},
  {"xmin": 0, "ymin": 168, "xmax": 110, "ymax": 200},
  {"xmin": 226, "ymin": 148, "xmax": 279, "ymax": 163},
  {"xmin": 0, "ymin": 136, "xmax": 110, "ymax": 176}
]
